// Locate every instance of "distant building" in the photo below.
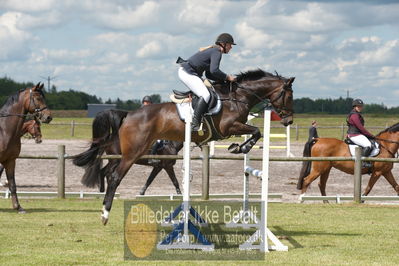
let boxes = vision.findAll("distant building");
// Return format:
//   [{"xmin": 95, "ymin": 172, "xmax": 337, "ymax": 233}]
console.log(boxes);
[{"xmin": 87, "ymin": 104, "xmax": 116, "ymax": 118}]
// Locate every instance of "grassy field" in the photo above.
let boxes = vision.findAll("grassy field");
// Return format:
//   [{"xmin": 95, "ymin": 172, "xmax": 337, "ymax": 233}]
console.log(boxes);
[
  {"xmin": 39, "ymin": 114, "xmax": 399, "ymax": 141},
  {"xmin": 1, "ymin": 199, "xmax": 399, "ymax": 265}
]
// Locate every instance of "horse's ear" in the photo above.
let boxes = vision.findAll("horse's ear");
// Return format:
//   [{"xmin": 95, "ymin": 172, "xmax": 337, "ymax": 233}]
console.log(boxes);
[
  {"xmin": 35, "ymin": 82, "xmax": 41, "ymax": 89},
  {"xmin": 287, "ymin": 77, "xmax": 295, "ymax": 86},
  {"xmin": 39, "ymin": 83, "xmax": 44, "ymax": 90}
]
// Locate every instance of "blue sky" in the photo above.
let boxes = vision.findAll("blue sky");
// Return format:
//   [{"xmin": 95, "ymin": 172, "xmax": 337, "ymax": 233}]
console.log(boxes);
[{"xmin": 1, "ymin": 0, "xmax": 398, "ymax": 106}]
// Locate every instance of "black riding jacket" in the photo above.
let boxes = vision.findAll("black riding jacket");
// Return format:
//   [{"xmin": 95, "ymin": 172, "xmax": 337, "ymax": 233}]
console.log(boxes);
[{"xmin": 181, "ymin": 47, "xmax": 227, "ymax": 81}]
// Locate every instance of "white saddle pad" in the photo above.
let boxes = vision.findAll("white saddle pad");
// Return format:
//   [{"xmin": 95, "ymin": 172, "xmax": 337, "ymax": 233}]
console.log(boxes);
[
  {"xmin": 348, "ymin": 142, "xmax": 380, "ymax": 157},
  {"xmin": 174, "ymin": 95, "xmax": 222, "ymax": 122}
]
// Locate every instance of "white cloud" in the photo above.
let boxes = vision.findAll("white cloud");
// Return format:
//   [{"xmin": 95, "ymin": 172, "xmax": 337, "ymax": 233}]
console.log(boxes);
[
  {"xmin": 83, "ymin": 1, "xmax": 160, "ymax": 30},
  {"xmin": 136, "ymin": 41, "xmax": 161, "ymax": 58},
  {"xmin": 178, "ymin": 0, "xmax": 225, "ymax": 28},
  {"xmin": 0, "ymin": 12, "xmax": 32, "ymax": 61},
  {"xmin": 0, "ymin": 0, "xmax": 56, "ymax": 12},
  {"xmin": 235, "ymin": 22, "xmax": 282, "ymax": 50}
]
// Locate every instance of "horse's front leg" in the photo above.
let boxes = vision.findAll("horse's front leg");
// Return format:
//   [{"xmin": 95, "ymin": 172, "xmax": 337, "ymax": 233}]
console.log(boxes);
[
  {"xmin": 4, "ymin": 160, "xmax": 25, "ymax": 213},
  {"xmin": 227, "ymin": 123, "xmax": 261, "ymax": 154}
]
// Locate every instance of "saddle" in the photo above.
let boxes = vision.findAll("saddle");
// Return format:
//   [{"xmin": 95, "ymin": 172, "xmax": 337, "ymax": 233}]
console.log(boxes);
[
  {"xmin": 344, "ymin": 137, "xmax": 380, "ymax": 157},
  {"xmin": 171, "ymin": 83, "xmax": 219, "ymax": 114}
]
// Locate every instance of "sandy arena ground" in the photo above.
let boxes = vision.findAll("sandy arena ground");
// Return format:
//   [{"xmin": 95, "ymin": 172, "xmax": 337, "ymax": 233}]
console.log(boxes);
[{"xmin": 1, "ymin": 138, "xmax": 399, "ymax": 203}]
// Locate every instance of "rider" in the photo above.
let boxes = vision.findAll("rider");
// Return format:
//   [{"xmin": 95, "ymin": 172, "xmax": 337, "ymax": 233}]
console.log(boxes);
[
  {"xmin": 347, "ymin": 99, "xmax": 375, "ymax": 165},
  {"xmin": 178, "ymin": 33, "xmax": 237, "ymax": 131},
  {"xmin": 142, "ymin": 95, "xmax": 153, "ymax": 106},
  {"xmin": 141, "ymin": 96, "xmax": 162, "ymax": 164}
]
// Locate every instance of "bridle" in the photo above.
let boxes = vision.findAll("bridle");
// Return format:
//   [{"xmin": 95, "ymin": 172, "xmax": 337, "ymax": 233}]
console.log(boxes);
[
  {"xmin": 0, "ymin": 88, "xmax": 48, "ymax": 119},
  {"xmin": 230, "ymin": 81, "xmax": 293, "ymax": 119}
]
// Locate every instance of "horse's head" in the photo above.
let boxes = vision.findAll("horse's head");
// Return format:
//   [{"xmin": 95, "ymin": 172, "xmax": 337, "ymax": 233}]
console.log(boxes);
[
  {"xmin": 24, "ymin": 83, "xmax": 52, "ymax": 124},
  {"xmin": 269, "ymin": 77, "xmax": 295, "ymax": 126},
  {"xmin": 236, "ymin": 70, "xmax": 295, "ymax": 126},
  {"xmin": 23, "ymin": 118, "xmax": 42, "ymax": 143}
]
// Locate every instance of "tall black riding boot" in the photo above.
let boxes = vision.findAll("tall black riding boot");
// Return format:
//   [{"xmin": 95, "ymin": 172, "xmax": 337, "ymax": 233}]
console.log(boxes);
[
  {"xmin": 191, "ymin": 97, "xmax": 208, "ymax": 131},
  {"xmin": 362, "ymin": 146, "xmax": 372, "ymax": 168}
]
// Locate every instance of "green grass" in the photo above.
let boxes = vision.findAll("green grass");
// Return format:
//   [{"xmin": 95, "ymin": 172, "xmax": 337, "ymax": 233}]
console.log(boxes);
[
  {"xmin": 1, "ymin": 199, "xmax": 399, "ymax": 265},
  {"xmin": 39, "ymin": 114, "xmax": 399, "ymax": 141}
]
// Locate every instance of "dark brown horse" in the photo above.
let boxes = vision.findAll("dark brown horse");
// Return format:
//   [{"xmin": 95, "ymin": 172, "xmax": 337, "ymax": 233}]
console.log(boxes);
[
  {"xmin": 21, "ymin": 117, "xmax": 43, "ymax": 144},
  {"xmin": 85, "ymin": 109, "xmax": 182, "ymax": 195},
  {"xmin": 0, "ymin": 83, "xmax": 52, "ymax": 212},
  {"xmin": 297, "ymin": 123, "xmax": 399, "ymax": 198},
  {"xmin": 73, "ymin": 69, "xmax": 295, "ymax": 224},
  {"xmin": 0, "ymin": 117, "xmax": 42, "ymax": 186}
]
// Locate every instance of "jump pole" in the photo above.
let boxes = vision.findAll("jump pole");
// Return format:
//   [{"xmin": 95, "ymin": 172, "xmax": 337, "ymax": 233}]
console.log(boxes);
[
  {"xmin": 226, "ymin": 109, "xmax": 288, "ymax": 252},
  {"xmin": 157, "ymin": 107, "xmax": 214, "ymax": 251}
]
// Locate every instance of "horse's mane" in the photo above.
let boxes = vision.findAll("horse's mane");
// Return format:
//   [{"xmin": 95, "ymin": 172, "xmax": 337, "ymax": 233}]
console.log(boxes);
[
  {"xmin": 236, "ymin": 69, "xmax": 285, "ymax": 83},
  {"xmin": 1, "ymin": 90, "xmax": 22, "ymax": 110},
  {"xmin": 377, "ymin": 122, "xmax": 399, "ymax": 136}
]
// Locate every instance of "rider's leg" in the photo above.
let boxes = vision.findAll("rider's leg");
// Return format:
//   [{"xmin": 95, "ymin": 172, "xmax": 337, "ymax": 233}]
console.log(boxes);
[
  {"xmin": 178, "ymin": 67, "xmax": 210, "ymax": 131},
  {"xmin": 349, "ymin": 135, "xmax": 372, "ymax": 167},
  {"xmin": 149, "ymin": 140, "xmax": 162, "ymax": 165}
]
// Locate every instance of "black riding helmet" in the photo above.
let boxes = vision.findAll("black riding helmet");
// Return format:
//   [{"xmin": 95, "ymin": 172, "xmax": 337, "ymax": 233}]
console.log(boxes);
[
  {"xmin": 215, "ymin": 33, "xmax": 236, "ymax": 45},
  {"xmin": 352, "ymin": 99, "xmax": 364, "ymax": 107},
  {"xmin": 142, "ymin": 95, "xmax": 152, "ymax": 104}
]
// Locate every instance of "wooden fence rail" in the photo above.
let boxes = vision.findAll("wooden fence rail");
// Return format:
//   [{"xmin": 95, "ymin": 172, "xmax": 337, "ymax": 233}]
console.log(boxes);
[{"xmin": 13, "ymin": 145, "xmax": 399, "ymax": 202}]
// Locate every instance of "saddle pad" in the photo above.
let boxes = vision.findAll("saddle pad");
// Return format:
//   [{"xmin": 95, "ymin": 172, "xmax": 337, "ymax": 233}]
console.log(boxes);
[
  {"xmin": 348, "ymin": 141, "xmax": 380, "ymax": 157},
  {"xmin": 175, "ymin": 94, "xmax": 222, "ymax": 122}
]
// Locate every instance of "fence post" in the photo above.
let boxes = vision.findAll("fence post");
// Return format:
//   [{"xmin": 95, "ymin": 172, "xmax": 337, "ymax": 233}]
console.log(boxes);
[
  {"xmin": 57, "ymin": 145, "xmax": 65, "ymax": 199},
  {"xmin": 286, "ymin": 125, "xmax": 291, "ymax": 157},
  {"xmin": 354, "ymin": 147, "xmax": 362, "ymax": 203},
  {"xmin": 71, "ymin": 120, "xmax": 75, "ymax": 137},
  {"xmin": 341, "ymin": 123, "xmax": 345, "ymax": 140},
  {"xmin": 295, "ymin": 124, "xmax": 299, "ymax": 141},
  {"xmin": 202, "ymin": 145, "xmax": 210, "ymax": 200}
]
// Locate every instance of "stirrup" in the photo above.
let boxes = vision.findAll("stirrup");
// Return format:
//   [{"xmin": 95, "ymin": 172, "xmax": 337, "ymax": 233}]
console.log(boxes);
[{"xmin": 198, "ymin": 122, "xmax": 204, "ymax": 136}]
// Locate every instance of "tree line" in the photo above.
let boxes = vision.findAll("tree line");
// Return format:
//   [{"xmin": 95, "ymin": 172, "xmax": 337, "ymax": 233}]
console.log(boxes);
[
  {"xmin": 0, "ymin": 77, "xmax": 160, "ymax": 111},
  {"xmin": 1, "ymin": 76, "xmax": 398, "ymax": 113}
]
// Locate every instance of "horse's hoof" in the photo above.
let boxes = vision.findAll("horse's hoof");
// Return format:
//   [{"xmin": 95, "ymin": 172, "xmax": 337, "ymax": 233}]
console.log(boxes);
[
  {"xmin": 228, "ymin": 143, "xmax": 241, "ymax": 154},
  {"xmin": 101, "ymin": 206, "xmax": 109, "ymax": 226},
  {"xmin": 176, "ymin": 189, "xmax": 182, "ymax": 195},
  {"xmin": 101, "ymin": 216, "xmax": 108, "ymax": 226},
  {"xmin": 139, "ymin": 189, "xmax": 145, "ymax": 195},
  {"xmin": 18, "ymin": 207, "xmax": 26, "ymax": 214}
]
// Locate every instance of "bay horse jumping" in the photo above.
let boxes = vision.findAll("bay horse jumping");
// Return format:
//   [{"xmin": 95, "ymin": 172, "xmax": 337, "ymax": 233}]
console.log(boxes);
[
  {"xmin": 73, "ymin": 69, "xmax": 295, "ymax": 225},
  {"xmin": 297, "ymin": 123, "xmax": 399, "ymax": 198},
  {"xmin": 0, "ymin": 83, "xmax": 52, "ymax": 212},
  {"xmin": 0, "ymin": 117, "xmax": 42, "ymax": 186},
  {"xmin": 86, "ymin": 109, "xmax": 182, "ymax": 195}
]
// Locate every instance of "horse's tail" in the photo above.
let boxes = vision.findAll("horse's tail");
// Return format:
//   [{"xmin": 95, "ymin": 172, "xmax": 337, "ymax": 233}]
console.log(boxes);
[
  {"xmin": 72, "ymin": 109, "xmax": 128, "ymax": 188},
  {"xmin": 297, "ymin": 139, "xmax": 317, "ymax": 190}
]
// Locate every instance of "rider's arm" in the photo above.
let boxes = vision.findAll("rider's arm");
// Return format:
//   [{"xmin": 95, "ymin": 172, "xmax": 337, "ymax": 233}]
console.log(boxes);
[
  {"xmin": 209, "ymin": 50, "xmax": 228, "ymax": 81},
  {"xmin": 349, "ymin": 114, "xmax": 374, "ymax": 137}
]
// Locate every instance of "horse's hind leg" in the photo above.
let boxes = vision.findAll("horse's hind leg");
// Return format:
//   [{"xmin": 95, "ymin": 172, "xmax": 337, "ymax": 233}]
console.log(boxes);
[
  {"xmin": 4, "ymin": 160, "xmax": 25, "ymax": 213},
  {"xmin": 300, "ymin": 162, "xmax": 327, "ymax": 201},
  {"xmin": 318, "ymin": 168, "xmax": 331, "ymax": 203},
  {"xmin": 363, "ymin": 172, "xmax": 382, "ymax": 196},
  {"xmin": 164, "ymin": 165, "xmax": 181, "ymax": 194},
  {"xmin": 381, "ymin": 170, "xmax": 399, "ymax": 195},
  {"xmin": 139, "ymin": 167, "xmax": 162, "ymax": 195}
]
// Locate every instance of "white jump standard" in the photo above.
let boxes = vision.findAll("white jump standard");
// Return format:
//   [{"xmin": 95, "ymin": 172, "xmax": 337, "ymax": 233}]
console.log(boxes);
[
  {"xmin": 226, "ymin": 110, "xmax": 288, "ymax": 252},
  {"xmin": 157, "ymin": 109, "xmax": 214, "ymax": 251}
]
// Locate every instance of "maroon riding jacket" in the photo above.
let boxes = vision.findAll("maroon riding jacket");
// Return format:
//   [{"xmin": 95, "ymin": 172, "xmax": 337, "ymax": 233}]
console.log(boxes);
[{"xmin": 347, "ymin": 112, "xmax": 373, "ymax": 138}]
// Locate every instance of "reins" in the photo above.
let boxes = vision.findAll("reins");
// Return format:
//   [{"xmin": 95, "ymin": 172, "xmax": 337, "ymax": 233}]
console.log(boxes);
[{"xmin": 0, "ymin": 88, "xmax": 47, "ymax": 119}]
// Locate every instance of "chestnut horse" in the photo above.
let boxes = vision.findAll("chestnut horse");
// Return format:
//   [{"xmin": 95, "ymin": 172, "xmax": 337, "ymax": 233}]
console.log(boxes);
[
  {"xmin": 0, "ymin": 83, "xmax": 52, "ymax": 212},
  {"xmin": 73, "ymin": 69, "xmax": 295, "ymax": 224},
  {"xmin": 84, "ymin": 109, "xmax": 182, "ymax": 195},
  {"xmin": 297, "ymin": 123, "xmax": 399, "ymax": 198},
  {"xmin": 0, "ymin": 117, "xmax": 42, "ymax": 186}
]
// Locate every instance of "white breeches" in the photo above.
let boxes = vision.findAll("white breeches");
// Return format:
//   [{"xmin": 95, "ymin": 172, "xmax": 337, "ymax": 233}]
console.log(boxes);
[
  {"xmin": 349, "ymin": 135, "xmax": 372, "ymax": 148},
  {"xmin": 178, "ymin": 67, "xmax": 210, "ymax": 103}
]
